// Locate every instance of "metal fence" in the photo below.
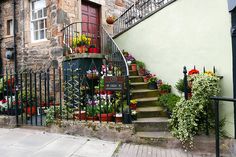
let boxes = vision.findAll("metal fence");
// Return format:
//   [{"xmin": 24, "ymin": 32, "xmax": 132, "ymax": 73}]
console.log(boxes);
[
  {"xmin": 0, "ymin": 65, "xmax": 130, "ymax": 126},
  {"xmin": 113, "ymin": 0, "xmax": 176, "ymax": 36}
]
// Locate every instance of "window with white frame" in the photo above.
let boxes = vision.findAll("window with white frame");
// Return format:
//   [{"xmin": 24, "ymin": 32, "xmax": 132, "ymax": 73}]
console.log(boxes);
[{"xmin": 30, "ymin": 0, "xmax": 47, "ymax": 41}]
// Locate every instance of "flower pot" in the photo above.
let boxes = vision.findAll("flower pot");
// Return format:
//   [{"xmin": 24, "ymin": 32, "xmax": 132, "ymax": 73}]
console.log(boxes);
[
  {"xmin": 131, "ymin": 64, "xmax": 137, "ymax": 71},
  {"xmin": 138, "ymin": 68, "xmax": 146, "ymax": 76},
  {"xmin": 88, "ymin": 47, "xmax": 98, "ymax": 53},
  {"xmin": 98, "ymin": 113, "xmax": 113, "ymax": 121},
  {"xmin": 130, "ymin": 103, "xmax": 137, "ymax": 110},
  {"xmin": 86, "ymin": 116, "xmax": 98, "ymax": 121},
  {"xmin": 74, "ymin": 111, "xmax": 86, "ymax": 120},
  {"xmin": 148, "ymin": 83, "xmax": 157, "ymax": 89},
  {"xmin": 86, "ymin": 73, "xmax": 98, "ymax": 79},
  {"xmin": 106, "ymin": 16, "xmax": 115, "ymax": 24},
  {"xmin": 115, "ymin": 114, "xmax": 122, "ymax": 123},
  {"xmin": 160, "ymin": 90, "xmax": 169, "ymax": 95},
  {"xmin": 75, "ymin": 45, "xmax": 87, "ymax": 53},
  {"xmin": 24, "ymin": 106, "xmax": 37, "ymax": 116},
  {"xmin": 143, "ymin": 77, "xmax": 148, "ymax": 83}
]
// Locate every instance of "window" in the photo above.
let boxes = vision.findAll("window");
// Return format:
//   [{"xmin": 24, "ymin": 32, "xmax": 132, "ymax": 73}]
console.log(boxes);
[
  {"xmin": 7, "ymin": 19, "xmax": 13, "ymax": 36},
  {"xmin": 30, "ymin": 0, "xmax": 47, "ymax": 41}
]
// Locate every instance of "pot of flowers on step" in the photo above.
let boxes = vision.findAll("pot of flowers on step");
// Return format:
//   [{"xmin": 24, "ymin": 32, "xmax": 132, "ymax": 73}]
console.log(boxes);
[
  {"xmin": 159, "ymin": 84, "xmax": 171, "ymax": 95},
  {"xmin": 97, "ymin": 101, "xmax": 114, "ymax": 122},
  {"xmin": 130, "ymin": 99, "xmax": 137, "ymax": 110},
  {"xmin": 136, "ymin": 60, "xmax": 146, "ymax": 76},
  {"xmin": 148, "ymin": 74, "xmax": 158, "ymax": 89}
]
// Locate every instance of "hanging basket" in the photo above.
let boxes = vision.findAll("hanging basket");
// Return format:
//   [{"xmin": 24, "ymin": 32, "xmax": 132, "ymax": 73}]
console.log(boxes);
[{"xmin": 106, "ymin": 16, "xmax": 116, "ymax": 25}]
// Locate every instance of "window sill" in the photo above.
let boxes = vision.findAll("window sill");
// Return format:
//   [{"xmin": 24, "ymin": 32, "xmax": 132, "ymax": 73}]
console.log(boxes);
[
  {"xmin": 28, "ymin": 39, "xmax": 50, "ymax": 47},
  {"xmin": 2, "ymin": 35, "xmax": 14, "ymax": 39}
]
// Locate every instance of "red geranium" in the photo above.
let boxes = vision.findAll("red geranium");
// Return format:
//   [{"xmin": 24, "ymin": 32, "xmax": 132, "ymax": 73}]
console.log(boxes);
[{"xmin": 188, "ymin": 69, "xmax": 199, "ymax": 75}]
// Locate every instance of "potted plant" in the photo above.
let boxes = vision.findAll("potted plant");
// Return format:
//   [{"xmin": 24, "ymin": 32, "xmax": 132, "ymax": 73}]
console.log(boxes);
[
  {"xmin": 86, "ymin": 69, "xmax": 99, "ymax": 79},
  {"xmin": 175, "ymin": 79, "xmax": 192, "ymax": 97},
  {"xmin": 106, "ymin": 15, "xmax": 116, "ymax": 24},
  {"xmin": 148, "ymin": 74, "xmax": 158, "ymax": 89},
  {"xmin": 72, "ymin": 34, "xmax": 91, "ymax": 53},
  {"xmin": 97, "ymin": 100, "xmax": 114, "ymax": 122},
  {"xmin": 130, "ymin": 99, "xmax": 137, "ymax": 110},
  {"xmin": 88, "ymin": 44, "xmax": 98, "ymax": 53},
  {"xmin": 86, "ymin": 102, "xmax": 98, "ymax": 120},
  {"xmin": 159, "ymin": 93, "xmax": 180, "ymax": 117},
  {"xmin": 125, "ymin": 54, "xmax": 135, "ymax": 66},
  {"xmin": 136, "ymin": 60, "xmax": 146, "ymax": 76},
  {"xmin": 159, "ymin": 84, "xmax": 171, "ymax": 94}
]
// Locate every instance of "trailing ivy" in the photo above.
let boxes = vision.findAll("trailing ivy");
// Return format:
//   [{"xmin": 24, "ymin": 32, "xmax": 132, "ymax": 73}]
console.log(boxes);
[{"xmin": 170, "ymin": 73, "xmax": 220, "ymax": 148}]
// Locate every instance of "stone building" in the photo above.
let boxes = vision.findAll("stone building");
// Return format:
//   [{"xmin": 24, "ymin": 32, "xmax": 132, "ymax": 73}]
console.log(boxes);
[{"xmin": 0, "ymin": 0, "xmax": 134, "ymax": 72}]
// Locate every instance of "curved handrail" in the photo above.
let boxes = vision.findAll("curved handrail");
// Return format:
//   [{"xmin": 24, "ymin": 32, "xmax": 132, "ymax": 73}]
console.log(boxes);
[{"xmin": 101, "ymin": 26, "xmax": 129, "ymax": 76}]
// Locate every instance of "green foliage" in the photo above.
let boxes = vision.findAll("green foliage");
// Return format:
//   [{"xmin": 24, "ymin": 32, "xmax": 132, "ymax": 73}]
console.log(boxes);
[
  {"xmin": 44, "ymin": 105, "xmax": 73, "ymax": 126},
  {"xmin": 87, "ymin": 105, "xmax": 99, "ymax": 117},
  {"xmin": 160, "ymin": 84, "xmax": 171, "ymax": 92},
  {"xmin": 97, "ymin": 101, "xmax": 113, "ymax": 114},
  {"xmin": 175, "ymin": 79, "xmax": 191, "ymax": 93},
  {"xmin": 136, "ymin": 60, "xmax": 145, "ymax": 69},
  {"xmin": 170, "ymin": 74, "xmax": 220, "ymax": 148},
  {"xmin": 159, "ymin": 93, "xmax": 180, "ymax": 112}
]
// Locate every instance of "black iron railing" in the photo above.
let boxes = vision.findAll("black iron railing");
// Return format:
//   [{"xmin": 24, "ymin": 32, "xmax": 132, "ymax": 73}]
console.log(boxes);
[
  {"xmin": 210, "ymin": 97, "xmax": 236, "ymax": 157},
  {"xmin": 113, "ymin": 0, "xmax": 176, "ymax": 36}
]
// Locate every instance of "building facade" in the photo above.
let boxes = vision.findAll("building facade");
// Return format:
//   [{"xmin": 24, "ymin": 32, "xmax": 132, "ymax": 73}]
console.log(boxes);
[{"xmin": 0, "ymin": 0, "xmax": 134, "ymax": 71}]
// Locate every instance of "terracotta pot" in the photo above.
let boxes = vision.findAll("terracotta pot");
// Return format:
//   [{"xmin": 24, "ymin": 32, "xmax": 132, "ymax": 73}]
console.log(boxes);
[
  {"xmin": 75, "ymin": 45, "xmax": 87, "ymax": 53},
  {"xmin": 74, "ymin": 111, "xmax": 86, "ymax": 120},
  {"xmin": 138, "ymin": 68, "xmax": 146, "ymax": 76},
  {"xmin": 143, "ymin": 77, "xmax": 148, "ymax": 83},
  {"xmin": 160, "ymin": 90, "xmax": 169, "ymax": 95},
  {"xmin": 106, "ymin": 16, "xmax": 115, "ymax": 24},
  {"xmin": 86, "ymin": 116, "xmax": 98, "ymax": 121},
  {"xmin": 88, "ymin": 47, "xmax": 98, "ymax": 53},
  {"xmin": 115, "ymin": 117, "xmax": 122, "ymax": 123},
  {"xmin": 86, "ymin": 73, "xmax": 98, "ymax": 79},
  {"xmin": 131, "ymin": 64, "xmax": 137, "ymax": 71},
  {"xmin": 98, "ymin": 113, "xmax": 113, "ymax": 121},
  {"xmin": 130, "ymin": 103, "xmax": 137, "ymax": 110},
  {"xmin": 24, "ymin": 106, "xmax": 37, "ymax": 116}
]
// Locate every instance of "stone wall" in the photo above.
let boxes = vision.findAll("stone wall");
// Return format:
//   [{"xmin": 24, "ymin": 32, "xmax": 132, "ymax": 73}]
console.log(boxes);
[{"xmin": 0, "ymin": 0, "xmax": 134, "ymax": 71}]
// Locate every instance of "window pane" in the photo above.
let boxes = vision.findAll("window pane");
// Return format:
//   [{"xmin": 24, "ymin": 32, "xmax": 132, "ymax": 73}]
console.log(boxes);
[
  {"xmin": 34, "ymin": 31, "xmax": 39, "ymax": 40},
  {"xmin": 39, "ymin": 20, "xmax": 44, "ymax": 29},
  {"xmin": 40, "ymin": 30, "xmax": 45, "ymax": 39},
  {"xmin": 43, "ymin": 8, "xmax": 47, "ymax": 17},
  {"xmin": 33, "ymin": 21, "xmax": 38, "ymax": 30},
  {"xmin": 32, "ymin": 11, "xmax": 37, "ymax": 20},
  {"xmin": 38, "ymin": 9, "xmax": 42, "ymax": 18},
  {"xmin": 45, "ymin": 19, "xmax": 47, "ymax": 28}
]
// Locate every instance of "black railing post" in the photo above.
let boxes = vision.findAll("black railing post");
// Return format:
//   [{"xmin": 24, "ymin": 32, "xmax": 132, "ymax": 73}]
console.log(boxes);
[
  {"xmin": 214, "ymin": 99, "xmax": 220, "ymax": 157},
  {"xmin": 183, "ymin": 66, "xmax": 188, "ymax": 100}
]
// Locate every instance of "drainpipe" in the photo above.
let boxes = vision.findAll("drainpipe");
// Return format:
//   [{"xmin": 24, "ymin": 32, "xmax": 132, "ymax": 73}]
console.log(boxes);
[{"xmin": 13, "ymin": 0, "xmax": 19, "ymax": 125}]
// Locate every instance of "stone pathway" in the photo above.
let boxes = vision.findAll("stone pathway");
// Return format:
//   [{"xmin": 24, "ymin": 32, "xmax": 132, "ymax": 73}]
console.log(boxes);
[
  {"xmin": 0, "ymin": 128, "xmax": 118, "ymax": 157},
  {"xmin": 113, "ymin": 143, "xmax": 227, "ymax": 157}
]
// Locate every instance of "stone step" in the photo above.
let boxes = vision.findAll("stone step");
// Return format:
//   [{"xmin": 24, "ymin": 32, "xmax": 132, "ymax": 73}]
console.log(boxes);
[
  {"xmin": 137, "ymin": 106, "xmax": 167, "ymax": 118},
  {"xmin": 130, "ymin": 82, "xmax": 148, "ymax": 90},
  {"xmin": 129, "ymin": 70, "xmax": 138, "ymax": 76},
  {"xmin": 136, "ymin": 97, "xmax": 159, "ymax": 107},
  {"xmin": 131, "ymin": 89, "xmax": 158, "ymax": 99},
  {"xmin": 129, "ymin": 76, "xmax": 144, "ymax": 82},
  {"xmin": 133, "ymin": 117, "xmax": 169, "ymax": 132}
]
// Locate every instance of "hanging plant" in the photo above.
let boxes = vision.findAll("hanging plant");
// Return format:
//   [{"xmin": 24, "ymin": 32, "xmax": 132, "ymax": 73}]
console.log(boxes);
[{"xmin": 170, "ymin": 73, "xmax": 220, "ymax": 149}]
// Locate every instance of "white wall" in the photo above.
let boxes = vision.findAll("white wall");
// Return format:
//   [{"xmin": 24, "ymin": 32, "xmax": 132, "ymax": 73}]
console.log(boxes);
[{"xmin": 115, "ymin": 0, "xmax": 235, "ymax": 136}]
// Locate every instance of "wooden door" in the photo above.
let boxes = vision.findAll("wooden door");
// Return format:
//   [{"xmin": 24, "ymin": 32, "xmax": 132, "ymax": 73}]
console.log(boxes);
[{"xmin": 82, "ymin": 1, "xmax": 100, "ymax": 52}]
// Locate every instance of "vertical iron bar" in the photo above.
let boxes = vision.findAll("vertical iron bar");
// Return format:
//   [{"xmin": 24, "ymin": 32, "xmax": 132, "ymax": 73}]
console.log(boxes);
[
  {"xmin": 39, "ymin": 72, "xmax": 42, "ymax": 125},
  {"xmin": 65, "ymin": 68, "xmax": 68, "ymax": 120},
  {"xmin": 214, "ymin": 99, "xmax": 220, "ymax": 157},
  {"xmin": 34, "ymin": 72, "xmax": 37, "ymax": 126},
  {"xmin": 30, "ymin": 71, "xmax": 32, "ymax": 125},
  {"xmin": 25, "ymin": 72, "xmax": 28, "ymax": 124},
  {"xmin": 47, "ymin": 69, "xmax": 50, "ymax": 109},
  {"xmin": 10, "ymin": 70, "xmax": 13, "ymax": 115},
  {"xmin": 59, "ymin": 68, "xmax": 62, "ymax": 118},
  {"xmin": 183, "ymin": 66, "xmax": 188, "ymax": 100},
  {"xmin": 20, "ymin": 73, "xmax": 23, "ymax": 124},
  {"xmin": 72, "ymin": 68, "xmax": 75, "ymax": 121},
  {"xmin": 6, "ymin": 68, "xmax": 9, "ymax": 115},
  {"xmin": 53, "ymin": 68, "xmax": 56, "ymax": 118}
]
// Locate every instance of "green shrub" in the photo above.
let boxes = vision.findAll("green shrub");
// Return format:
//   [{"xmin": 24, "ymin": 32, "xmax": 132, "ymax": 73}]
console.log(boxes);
[
  {"xmin": 159, "ymin": 93, "xmax": 180, "ymax": 112},
  {"xmin": 160, "ymin": 84, "xmax": 171, "ymax": 92},
  {"xmin": 175, "ymin": 79, "xmax": 191, "ymax": 93}
]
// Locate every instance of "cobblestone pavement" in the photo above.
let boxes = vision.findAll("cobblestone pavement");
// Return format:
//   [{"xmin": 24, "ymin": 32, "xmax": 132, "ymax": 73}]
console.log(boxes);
[{"xmin": 113, "ymin": 143, "xmax": 231, "ymax": 157}]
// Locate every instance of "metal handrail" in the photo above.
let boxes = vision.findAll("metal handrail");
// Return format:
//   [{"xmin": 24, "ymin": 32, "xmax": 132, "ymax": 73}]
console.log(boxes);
[
  {"xmin": 113, "ymin": 0, "xmax": 176, "ymax": 36},
  {"xmin": 210, "ymin": 96, "xmax": 236, "ymax": 157}
]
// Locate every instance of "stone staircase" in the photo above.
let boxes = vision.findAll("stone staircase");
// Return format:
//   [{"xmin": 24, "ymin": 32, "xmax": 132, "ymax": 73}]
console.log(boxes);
[{"xmin": 129, "ymin": 69, "xmax": 171, "ymax": 143}]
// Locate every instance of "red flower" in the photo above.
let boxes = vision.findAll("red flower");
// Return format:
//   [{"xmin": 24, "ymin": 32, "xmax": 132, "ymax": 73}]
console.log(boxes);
[{"xmin": 188, "ymin": 69, "xmax": 199, "ymax": 75}]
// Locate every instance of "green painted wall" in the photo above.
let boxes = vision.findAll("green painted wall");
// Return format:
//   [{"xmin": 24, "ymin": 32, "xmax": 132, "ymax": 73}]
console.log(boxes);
[{"xmin": 115, "ymin": 0, "xmax": 234, "ymax": 136}]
